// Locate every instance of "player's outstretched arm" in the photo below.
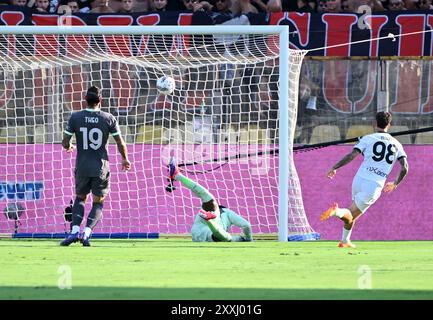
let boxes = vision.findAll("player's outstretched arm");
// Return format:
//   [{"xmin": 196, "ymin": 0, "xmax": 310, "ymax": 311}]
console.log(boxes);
[
  {"xmin": 384, "ymin": 156, "xmax": 409, "ymax": 193},
  {"xmin": 227, "ymin": 210, "xmax": 253, "ymax": 241},
  {"xmin": 327, "ymin": 149, "xmax": 361, "ymax": 179},
  {"xmin": 113, "ymin": 135, "xmax": 130, "ymax": 171}
]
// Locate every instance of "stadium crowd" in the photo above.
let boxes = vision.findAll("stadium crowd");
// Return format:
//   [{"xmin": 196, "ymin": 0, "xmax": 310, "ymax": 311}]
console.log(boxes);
[{"xmin": 2, "ymin": 0, "xmax": 432, "ymax": 15}]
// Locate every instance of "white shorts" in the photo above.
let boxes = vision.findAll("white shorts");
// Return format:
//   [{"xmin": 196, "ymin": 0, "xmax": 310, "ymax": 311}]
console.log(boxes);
[{"xmin": 351, "ymin": 175, "xmax": 383, "ymax": 213}]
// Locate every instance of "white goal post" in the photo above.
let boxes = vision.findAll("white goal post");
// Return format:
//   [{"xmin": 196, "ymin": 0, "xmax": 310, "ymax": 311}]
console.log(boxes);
[{"xmin": 0, "ymin": 25, "xmax": 318, "ymax": 241}]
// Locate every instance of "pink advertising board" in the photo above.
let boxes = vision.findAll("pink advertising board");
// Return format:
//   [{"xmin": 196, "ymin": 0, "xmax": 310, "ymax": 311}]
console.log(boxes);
[{"xmin": 0, "ymin": 144, "xmax": 431, "ymax": 240}]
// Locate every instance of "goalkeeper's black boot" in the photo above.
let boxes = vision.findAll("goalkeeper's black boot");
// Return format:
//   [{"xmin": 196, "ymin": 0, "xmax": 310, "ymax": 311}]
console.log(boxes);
[
  {"xmin": 60, "ymin": 232, "xmax": 81, "ymax": 246},
  {"xmin": 82, "ymin": 238, "xmax": 90, "ymax": 247}
]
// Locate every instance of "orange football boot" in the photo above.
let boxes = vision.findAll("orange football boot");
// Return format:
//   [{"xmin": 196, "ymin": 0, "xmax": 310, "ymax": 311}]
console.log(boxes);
[
  {"xmin": 338, "ymin": 241, "xmax": 357, "ymax": 248},
  {"xmin": 320, "ymin": 202, "xmax": 338, "ymax": 221}
]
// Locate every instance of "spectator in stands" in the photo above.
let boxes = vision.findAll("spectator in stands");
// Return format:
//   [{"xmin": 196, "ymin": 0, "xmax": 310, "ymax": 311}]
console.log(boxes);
[
  {"xmin": 295, "ymin": 0, "xmax": 315, "ymax": 11},
  {"xmin": 307, "ymin": 0, "xmax": 316, "ymax": 10},
  {"xmin": 34, "ymin": 0, "xmax": 50, "ymax": 11},
  {"xmin": 372, "ymin": 0, "xmax": 386, "ymax": 11},
  {"xmin": 180, "ymin": 0, "xmax": 213, "ymax": 11},
  {"xmin": 418, "ymin": 0, "xmax": 432, "ymax": 9},
  {"xmin": 211, "ymin": 0, "xmax": 237, "ymax": 23},
  {"xmin": 9, "ymin": 0, "xmax": 28, "ymax": 6},
  {"xmin": 341, "ymin": 0, "xmax": 351, "ymax": 11},
  {"xmin": 181, "ymin": 0, "xmax": 197, "ymax": 10},
  {"xmin": 90, "ymin": 0, "xmax": 115, "ymax": 12},
  {"xmin": 118, "ymin": 0, "xmax": 137, "ymax": 12},
  {"xmin": 387, "ymin": 0, "xmax": 405, "ymax": 9},
  {"xmin": 378, "ymin": 0, "xmax": 388, "ymax": 8},
  {"xmin": 295, "ymin": 64, "xmax": 320, "ymax": 145},
  {"xmin": 351, "ymin": 0, "xmax": 385, "ymax": 12},
  {"xmin": 57, "ymin": 0, "xmax": 80, "ymax": 12},
  {"xmin": 324, "ymin": 0, "xmax": 341, "ymax": 12},
  {"xmin": 213, "ymin": 0, "xmax": 232, "ymax": 13},
  {"xmin": 316, "ymin": 0, "xmax": 327, "ymax": 12},
  {"xmin": 72, "ymin": 0, "xmax": 91, "ymax": 11},
  {"xmin": 402, "ymin": 0, "xmax": 417, "ymax": 9},
  {"xmin": 150, "ymin": 0, "xmax": 167, "ymax": 11},
  {"xmin": 67, "ymin": 0, "xmax": 80, "ymax": 11},
  {"xmin": 211, "ymin": 0, "xmax": 254, "ymax": 27},
  {"xmin": 58, "ymin": 0, "xmax": 92, "ymax": 11},
  {"xmin": 267, "ymin": 0, "xmax": 315, "ymax": 12},
  {"xmin": 194, "ymin": 0, "xmax": 213, "ymax": 11}
]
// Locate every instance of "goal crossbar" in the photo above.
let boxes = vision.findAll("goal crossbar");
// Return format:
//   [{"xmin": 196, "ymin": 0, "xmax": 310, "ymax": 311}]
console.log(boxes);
[{"xmin": 0, "ymin": 25, "xmax": 288, "ymax": 36}]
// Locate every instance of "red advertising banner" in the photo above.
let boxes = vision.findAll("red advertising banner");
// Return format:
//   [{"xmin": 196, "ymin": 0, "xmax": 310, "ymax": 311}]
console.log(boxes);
[{"xmin": 0, "ymin": 8, "xmax": 432, "ymax": 57}]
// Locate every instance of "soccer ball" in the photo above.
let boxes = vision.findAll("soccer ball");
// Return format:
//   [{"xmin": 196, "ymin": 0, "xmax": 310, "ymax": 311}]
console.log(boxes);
[{"xmin": 156, "ymin": 76, "xmax": 175, "ymax": 95}]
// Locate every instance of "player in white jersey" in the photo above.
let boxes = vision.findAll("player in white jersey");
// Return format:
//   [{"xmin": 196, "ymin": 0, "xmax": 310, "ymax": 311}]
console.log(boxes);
[
  {"xmin": 320, "ymin": 112, "xmax": 409, "ymax": 248},
  {"xmin": 166, "ymin": 157, "xmax": 253, "ymax": 242}
]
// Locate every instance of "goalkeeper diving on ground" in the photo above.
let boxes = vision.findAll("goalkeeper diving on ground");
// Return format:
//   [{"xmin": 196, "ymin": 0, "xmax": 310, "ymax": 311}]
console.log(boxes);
[{"xmin": 166, "ymin": 157, "xmax": 253, "ymax": 242}]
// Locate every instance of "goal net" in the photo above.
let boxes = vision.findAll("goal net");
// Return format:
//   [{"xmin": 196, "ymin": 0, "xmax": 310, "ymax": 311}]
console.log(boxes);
[{"xmin": 0, "ymin": 26, "xmax": 318, "ymax": 241}]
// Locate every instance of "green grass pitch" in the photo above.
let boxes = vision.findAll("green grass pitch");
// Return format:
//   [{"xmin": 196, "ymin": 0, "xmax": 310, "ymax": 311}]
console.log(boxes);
[{"xmin": 0, "ymin": 239, "xmax": 432, "ymax": 300}]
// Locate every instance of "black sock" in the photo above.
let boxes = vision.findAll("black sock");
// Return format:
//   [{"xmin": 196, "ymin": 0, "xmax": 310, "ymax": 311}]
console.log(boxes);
[
  {"xmin": 86, "ymin": 202, "xmax": 103, "ymax": 229},
  {"xmin": 72, "ymin": 197, "xmax": 85, "ymax": 227}
]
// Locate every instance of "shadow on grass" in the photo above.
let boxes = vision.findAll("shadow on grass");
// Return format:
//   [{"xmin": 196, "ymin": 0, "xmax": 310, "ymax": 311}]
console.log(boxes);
[{"xmin": 1, "ymin": 287, "xmax": 432, "ymax": 300}]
